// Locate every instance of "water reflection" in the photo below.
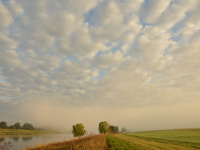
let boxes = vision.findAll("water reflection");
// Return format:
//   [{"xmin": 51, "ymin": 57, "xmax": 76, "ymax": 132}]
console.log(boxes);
[
  {"xmin": 0, "ymin": 134, "xmax": 74, "ymax": 150},
  {"xmin": 0, "ymin": 138, "xmax": 5, "ymax": 142},
  {"xmin": 22, "ymin": 136, "xmax": 33, "ymax": 142},
  {"xmin": 10, "ymin": 137, "xmax": 19, "ymax": 142}
]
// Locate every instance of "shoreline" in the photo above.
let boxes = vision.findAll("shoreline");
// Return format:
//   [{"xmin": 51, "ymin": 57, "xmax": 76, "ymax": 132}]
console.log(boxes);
[{"xmin": 0, "ymin": 129, "xmax": 63, "ymax": 135}]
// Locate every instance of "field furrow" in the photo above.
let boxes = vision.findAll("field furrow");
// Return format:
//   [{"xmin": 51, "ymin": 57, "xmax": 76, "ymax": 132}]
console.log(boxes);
[{"xmin": 113, "ymin": 134, "xmax": 198, "ymax": 150}]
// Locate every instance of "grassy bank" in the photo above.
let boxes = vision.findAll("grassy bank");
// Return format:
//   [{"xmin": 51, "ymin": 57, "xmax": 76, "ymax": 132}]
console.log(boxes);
[
  {"xmin": 26, "ymin": 134, "xmax": 107, "ymax": 150},
  {"xmin": 0, "ymin": 129, "xmax": 60, "ymax": 135},
  {"xmin": 25, "ymin": 128, "xmax": 200, "ymax": 150}
]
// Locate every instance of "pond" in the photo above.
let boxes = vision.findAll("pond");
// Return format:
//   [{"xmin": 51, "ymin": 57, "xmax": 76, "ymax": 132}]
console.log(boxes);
[{"xmin": 0, "ymin": 134, "xmax": 74, "ymax": 150}]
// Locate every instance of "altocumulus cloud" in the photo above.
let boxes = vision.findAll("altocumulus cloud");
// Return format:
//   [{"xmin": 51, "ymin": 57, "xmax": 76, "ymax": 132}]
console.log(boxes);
[{"xmin": 0, "ymin": 0, "xmax": 200, "ymax": 132}]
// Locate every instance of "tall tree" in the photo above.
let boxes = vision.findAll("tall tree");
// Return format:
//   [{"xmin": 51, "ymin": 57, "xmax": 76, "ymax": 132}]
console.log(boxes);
[
  {"xmin": 110, "ymin": 125, "xmax": 119, "ymax": 133},
  {"xmin": 0, "ymin": 121, "xmax": 8, "ymax": 129},
  {"xmin": 98, "ymin": 121, "xmax": 110, "ymax": 134},
  {"xmin": 72, "ymin": 123, "xmax": 86, "ymax": 137},
  {"xmin": 121, "ymin": 127, "xmax": 127, "ymax": 133},
  {"xmin": 14, "ymin": 122, "xmax": 21, "ymax": 129},
  {"xmin": 23, "ymin": 123, "xmax": 34, "ymax": 130}
]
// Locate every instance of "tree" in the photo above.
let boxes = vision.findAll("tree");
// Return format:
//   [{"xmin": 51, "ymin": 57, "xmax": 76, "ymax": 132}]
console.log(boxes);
[
  {"xmin": 9, "ymin": 125, "xmax": 16, "ymax": 129},
  {"xmin": 98, "ymin": 121, "xmax": 110, "ymax": 134},
  {"xmin": 121, "ymin": 127, "xmax": 127, "ymax": 133},
  {"xmin": 23, "ymin": 123, "xmax": 34, "ymax": 130},
  {"xmin": 110, "ymin": 125, "xmax": 119, "ymax": 133},
  {"xmin": 0, "ymin": 121, "xmax": 8, "ymax": 129},
  {"xmin": 72, "ymin": 123, "xmax": 86, "ymax": 137},
  {"xmin": 14, "ymin": 122, "xmax": 21, "ymax": 129}
]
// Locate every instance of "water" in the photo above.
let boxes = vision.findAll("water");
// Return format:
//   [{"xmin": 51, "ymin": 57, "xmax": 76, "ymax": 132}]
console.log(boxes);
[{"xmin": 0, "ymin": 134, "xmax": 74, "ymax": 150}]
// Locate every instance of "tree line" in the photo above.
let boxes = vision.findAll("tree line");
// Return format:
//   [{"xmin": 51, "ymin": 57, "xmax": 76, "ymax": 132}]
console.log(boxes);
[
  {"xmin": 72, "ymin": 121, "xmax": 127, "ymax": 137},
  {"xmin": 0, "ymin": 121, "xmax": 35, "ymax": 130}
]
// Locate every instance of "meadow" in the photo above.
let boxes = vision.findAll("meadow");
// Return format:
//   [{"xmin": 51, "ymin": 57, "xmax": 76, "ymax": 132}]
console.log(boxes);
[
  {"xmin": 24, "ymin": 128, "xmax": 200, "ymax": 150},
  {"xmin": 127, "ymin": 128, "xmax": 200, "ymax": 144},
  {"xmin": 0, "ymin": 129, "xmax": 59, "ymax": 135}
]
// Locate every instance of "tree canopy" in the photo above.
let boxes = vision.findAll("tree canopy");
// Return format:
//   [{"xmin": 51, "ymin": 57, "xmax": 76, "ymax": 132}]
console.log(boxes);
[
  {"xmin": 72, "ymin": 123, "xmax": 86, "ymax": 137},
  {"xmin": 110, "ymin": 125, "xmax": 119, "ymax": 133},
  {"xmin": 121, "ymin": 127, "xmax": 127, "ymax": 133},
  {"xmin": 22, "ymin": 123, "xmax": 35, "ymax": 130},
  {"xmin": 98, "ymin": 121, "xmax": 110, "ymax": 134},
  {"xmin": 0, "ymin": 121, "xmax": 8, "ymax": 129},
  {"xmin": 14, "ymin": 122, "xmax": 21, "ymax": 129}
]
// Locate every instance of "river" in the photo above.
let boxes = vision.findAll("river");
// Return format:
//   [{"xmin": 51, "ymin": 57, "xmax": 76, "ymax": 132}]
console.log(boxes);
[{"xmin": 0, "ymin": 134, "xmax": 74, "ymax": 150}]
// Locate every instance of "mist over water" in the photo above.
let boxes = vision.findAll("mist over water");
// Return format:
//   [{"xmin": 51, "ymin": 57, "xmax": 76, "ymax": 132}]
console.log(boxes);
[{"xmin": 2, "ymin": 100, "xmax": 200, "ymax": 133}]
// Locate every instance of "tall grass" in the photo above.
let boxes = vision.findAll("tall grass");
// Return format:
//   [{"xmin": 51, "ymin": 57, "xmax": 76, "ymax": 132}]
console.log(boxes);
[{"xmin": 26, "ymin": 134, "xmax": 107, "ymax": 150}]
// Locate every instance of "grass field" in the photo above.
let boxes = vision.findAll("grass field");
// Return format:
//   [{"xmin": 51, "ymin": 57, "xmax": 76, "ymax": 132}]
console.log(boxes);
[
  {"xmin": 127, "ymin": 128, "xmax": 200, "ymax": 144},
  {"xmin": 0, "ymin": 129, "xmax": 59, "ymax": 135}
]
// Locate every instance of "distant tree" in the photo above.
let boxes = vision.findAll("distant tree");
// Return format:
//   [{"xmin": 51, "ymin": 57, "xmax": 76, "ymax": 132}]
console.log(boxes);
[
  {"xmin": 121, "ymin": 127, "xmax": 127, "ymax": 133},
  {"xmin": 110, "ymin": 125, "xmax": 119, "ymax": 133},
  {"xmin": 9, "ymin": 125, "xmax": 16, "ymax": 129},
  {"xmin": 72, "ymin": 123, "xmax": 86, "ymax": 137},
  {"xmin": 14, "ymin": 122, "xmax": 21, "ymax": 129},
  {"xmin": 0, "ymin": 121, "xmax": 8, "ymax": 129},
  {"xmin": 98, "ymin": 121, "xmax": 110, "ymax": 134},
  {"xmin": 23, "ymin": 123, "xmax": 34, "ymax": 130}
]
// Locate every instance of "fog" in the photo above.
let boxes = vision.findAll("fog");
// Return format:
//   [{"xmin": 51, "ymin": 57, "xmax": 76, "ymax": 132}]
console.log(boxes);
[{"xmin": 2, "ymin": 99, "xmax": 199, "ymax": 133}]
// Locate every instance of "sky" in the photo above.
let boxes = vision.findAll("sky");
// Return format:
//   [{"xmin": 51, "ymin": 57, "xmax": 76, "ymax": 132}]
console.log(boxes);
[{"xmin": 0, "ymin": 0, "xmax": 200, "ymax": 132}]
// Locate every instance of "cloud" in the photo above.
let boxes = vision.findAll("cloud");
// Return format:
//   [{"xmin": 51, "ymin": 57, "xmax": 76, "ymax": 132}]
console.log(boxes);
[
  {"xmin": 116, "ymin": 0, "xmax": 144, "ymax": 14},
  {"xmin": 92, "ymin": 51, "xmax": 125, "ymax": 68},
  {"xmin": 141, "ymin": 0, "xmax": 171, "ymax": 23},
  {"xmin": 6, "ymin": 0, "xmax": 23, "ymax": 16},
  {"xmin": 0, "ymin": 0, "xmax": 200, "ymax": 131},
  {"xmin": 0, "ymin": 2, "xmax": 13, "ymax": 29}
]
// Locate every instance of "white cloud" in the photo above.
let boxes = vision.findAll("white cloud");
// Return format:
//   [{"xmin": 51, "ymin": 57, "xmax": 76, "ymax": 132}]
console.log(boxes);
[
  {"xmin": 0, "ymin": 50, "xmax": 21, "ymax": 67},
  {"xmin": 0, "ymin": 2, "xmax": 13, "ymax": 29},
  {"xmin": 136, "ymin": 26, "xmax": 173, "ymax": 70},
  {"xmin": 116, "ymin": 0, "xmax": 144, "ymax": 14},
  {"xmin": 178, "ymin": 8, "xmax": 200, "ymax": 41},
  {"xmin": 0, "ymin": 33, "xmax": 18, "ymax": 50},
  {"xmin": 92, "ymin": 51, "xmax": 125, "ymax": 68},
  {"xmin": 57, "ymin": 25, "xmax": 106, "ymax": 58},
  {"xmin": 141, "ymin": 0, "xmax": 171, "ymax": 23},
  {"xmin": 6, "ymin": 0, "xmax": 23, "ymax": 16},
  {"xmin": 156, "ymin": 0, "xmax": 199, "ymax": 30},
  {"xmin": 90, "ymin": 1, "xmax": 126, "ymax": 42}
]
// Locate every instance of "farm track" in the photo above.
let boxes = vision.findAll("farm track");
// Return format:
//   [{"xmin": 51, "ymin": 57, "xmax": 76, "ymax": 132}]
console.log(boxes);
[{"xmin": 113, "ymin": 134, "xmax": 198, "ymax": 150}]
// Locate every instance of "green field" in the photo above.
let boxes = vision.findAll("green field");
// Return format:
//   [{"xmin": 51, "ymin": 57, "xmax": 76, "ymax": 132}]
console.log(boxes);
[
  {"xmin": 106, "ymin": 129, "xmax": 200, "ymax": 150},
  {"xmin": 0, "ymin": 129, "xmax": 59, "ymax": 135},
  {"xmin": 127, "ymin": 128, "xmax": 200, "ymax": 144}
]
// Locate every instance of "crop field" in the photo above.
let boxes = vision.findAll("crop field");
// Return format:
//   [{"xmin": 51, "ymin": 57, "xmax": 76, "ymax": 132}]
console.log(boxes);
[
  {"xmin": 106, "ymin": 128, "xmax": 200, "ymax": 150},
  {"xmin": 127, "ymin": 128, "xmax": 200, "ymax": 144}
]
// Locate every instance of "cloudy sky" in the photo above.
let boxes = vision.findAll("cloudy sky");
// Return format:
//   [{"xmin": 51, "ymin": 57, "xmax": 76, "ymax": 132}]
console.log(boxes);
[{"xmin": 0, "ymin": 0, "xmax": 200, "ymax": 132}]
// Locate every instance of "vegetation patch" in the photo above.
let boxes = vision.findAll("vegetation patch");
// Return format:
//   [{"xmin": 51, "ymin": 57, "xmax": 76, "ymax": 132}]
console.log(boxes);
[
  {"xmin": 126, "ymin": 128, "xmax": 200, "ymax": 148},
  {"xmin": 26, "ymin": 134, "xmax": 107, "ymax": 150},
  {"xmin": 106, "ymin": 135, "xmax": 146, "ymax": 150},
  {"xmin": 0, "ymin": 129, "xmax": 59, "ymax": 135}
]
